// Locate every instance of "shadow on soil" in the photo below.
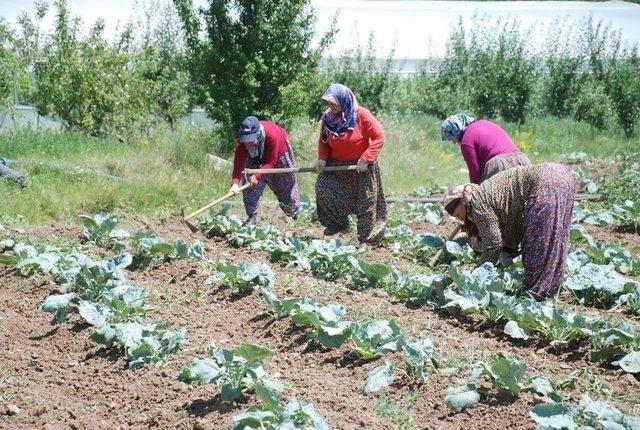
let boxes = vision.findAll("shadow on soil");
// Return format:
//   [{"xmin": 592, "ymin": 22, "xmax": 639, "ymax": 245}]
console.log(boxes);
[{"xmin": 185, "ymin": 393, "xmax": 242, "ymax": 417}]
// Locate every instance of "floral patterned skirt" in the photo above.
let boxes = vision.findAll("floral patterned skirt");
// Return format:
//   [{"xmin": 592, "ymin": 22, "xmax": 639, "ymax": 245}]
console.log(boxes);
[
  {"xmin": 522, "ymin": 163, "xmax": 575, "ymax": 297},
  {"xmin": 481, "ymin": 152, "xmax": 531, "ymax": 182},
  {"xmin": 315, "ymin": 158, "xmax": 387, "ymax": 244}
]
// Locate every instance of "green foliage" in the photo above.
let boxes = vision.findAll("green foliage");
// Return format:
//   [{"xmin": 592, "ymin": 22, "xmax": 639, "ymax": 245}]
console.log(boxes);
[
  {"xmin": 350, "ymin": 319, "xmax": 403, "ymax": 361},
  {"xmin": 207, "ymin": 261, "xmax": 275, "ymax": 294},
  {"xmin": 445, "ymin": 353, "xmax": 527, "ymax": 413},
  {"xmin": 0, "ymin": 19, "xmax": 17, "ymax": 109},
  {"xmin": 572, "ymin": 80, "xmax": 617, "ymax": 134},
  {"xmin": 543, "ymin": 34, "xmax": 584, "ymax": 117},
  {"xmin": 530, "ymin": 397, "xmax": 640, "ymax": 430},
  {"xmin": 180, "ymin": 343, "xmax": 282, "ymax": 405},
  {"xmin": 261, "ymin": 289, "xmax": 353, "ymax": 348},
  {"xmin": 599, "ymin": 162, "xmax": 640, "ymax": 205},
  {"xmin": 605, "ymin": 50, "xmax": 640, "ymax": 137},
  {"xmin": 13, "ymin": 240, "xmax": 189, "ymax": 367},
  {"xmin": 22, "ymin": 0, "xmax": 190, "ymax": 139},
  {"xmin": 435, "ymin": 17, "xmax": 537, "ymax": 124},
  {"xmin": 173, "ymin": 0, "xmax": 333, "ymax": 142},
  {"xmin": 323, "ymin": 34, "xmax": 397, "ymax": 114},
  {"xmin": 80, "ymin": 214, "xmax": 129, "ymax": 250},
  {"xmin": 131, "ymin": 231, "xmax": 204, "ymax": 268},
  {"xmin": 363, "ymin": 360, "xmax": 394, "ymax": 395},
  {"xmin": 614, "ymin": 200, "xmax": 640, "ymax": 234},
  {"xmin": 232, "ymin": 397, "xmax": 329, "ymax": 430}
]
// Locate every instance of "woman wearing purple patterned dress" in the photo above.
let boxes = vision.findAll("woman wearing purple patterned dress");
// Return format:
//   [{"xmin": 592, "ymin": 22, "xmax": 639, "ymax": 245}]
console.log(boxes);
[{"xmin": 442, "ymin": 164, "xmax": 575, "ymax": 297}]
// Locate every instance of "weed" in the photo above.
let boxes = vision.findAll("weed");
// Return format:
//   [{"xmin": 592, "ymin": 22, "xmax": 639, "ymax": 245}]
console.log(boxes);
[{"xmin": 376, "ymin": 392, "xmax": 420, "ymax": 430}]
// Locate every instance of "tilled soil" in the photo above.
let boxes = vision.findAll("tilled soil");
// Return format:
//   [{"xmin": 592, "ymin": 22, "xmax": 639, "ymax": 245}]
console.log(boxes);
[{"xmin": 1, "ymin": 219, "xmax": 639, "ymax": 430}]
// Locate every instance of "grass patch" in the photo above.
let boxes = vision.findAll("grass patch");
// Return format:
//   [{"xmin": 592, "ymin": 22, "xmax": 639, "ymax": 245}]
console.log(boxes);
[
  {"xmin": 376, "ymin": 392, "xmax": 420, "ymax": 430},
  {"xmin": 0, "ymin": 367, "xmax": 27, "ymax": 404},
  {"xmin": 0, "ymin": 114, "xmax": 637, "ymax": 226}
]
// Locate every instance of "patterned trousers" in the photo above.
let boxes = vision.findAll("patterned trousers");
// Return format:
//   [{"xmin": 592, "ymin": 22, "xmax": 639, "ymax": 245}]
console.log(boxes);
[
  {"xmin": 242, "ymin": 140, "xmax": 301, "ymax": 218},
  {"xmin": 315, "ymin": 158, "xmax": 387, "ymax": 244}
]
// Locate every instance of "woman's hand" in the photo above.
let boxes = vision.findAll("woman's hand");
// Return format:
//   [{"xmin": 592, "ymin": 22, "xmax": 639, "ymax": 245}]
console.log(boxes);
[
  {"xmin": 248, "ymin": 175, "xmax": 259, "ymax": 188},
  {"xmin": 469, "ymin": 235, "xmax": 482, "ymax": 252},
  {"xmin": 229, "ymin": 183, "xmax": 240, "ymax": 195},
  {"xmin": 497, "ymin": 251, "xmax": 514, "ymax": 268},
  {"xmin": 356, "ymin": 158, "xmax": 368, "ymax": 173},
  {"xmin": 316, "ymin": 159, "xmax": 326, "ymax": 173}
]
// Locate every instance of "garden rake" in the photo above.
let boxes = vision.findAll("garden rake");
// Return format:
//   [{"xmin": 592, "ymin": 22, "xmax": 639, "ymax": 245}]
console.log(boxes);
[
  {"xmin": 182, "ymin": 183, "xmax": 251, "ymax": 233},
  {"xmin": 182, "ymin": 164, "xmax": 358, "ymax": 233}
]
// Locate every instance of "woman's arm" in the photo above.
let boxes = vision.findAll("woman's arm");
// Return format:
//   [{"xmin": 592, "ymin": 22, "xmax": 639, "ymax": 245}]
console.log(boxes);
[
  {"xmin": 231, "ymin": 142, "xmax": 248, "ymax": 184},
  {"xmin": 473, "ymin": 207, "xmax": 503, "ymax": 264},
  {"xmin": 359, "ymin": 108, "xmax": 385, "ymax": 163},
  {"xmin": 460, "ymin": 141, "xmax": 482, "ymax": 184}
]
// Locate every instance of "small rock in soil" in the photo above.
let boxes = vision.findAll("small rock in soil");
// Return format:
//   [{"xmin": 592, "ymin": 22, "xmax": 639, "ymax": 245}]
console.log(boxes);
[
  {"xmin": 67, "ymin": 361, "xmax": 78, "ymax": 367},
  {"xmin": 6, "ymin": 404, "xmax": 21, "ymax": 415},
  {"xmin": 34, "ymin": 406, "xmax": 47, "ymax": 416},
  {"xmin": 193, "ymin": 420, "xmax": 206, "ymax": 430}
]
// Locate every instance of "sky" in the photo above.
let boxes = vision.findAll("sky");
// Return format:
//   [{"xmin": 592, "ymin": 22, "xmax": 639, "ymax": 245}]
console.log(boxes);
[{"xmin": 2, "ymin": 0, "xmax": 640, "ymax": 58}]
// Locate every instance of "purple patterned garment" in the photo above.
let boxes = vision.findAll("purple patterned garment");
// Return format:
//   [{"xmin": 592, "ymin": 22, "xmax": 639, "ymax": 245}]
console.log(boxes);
[
  {"xmin": 242, "ymin": 140, "xmax": 301, "ymax": 218},
  {"xmin": 522, "ymin": 163, "xmax": 575, "ymax": 297}
]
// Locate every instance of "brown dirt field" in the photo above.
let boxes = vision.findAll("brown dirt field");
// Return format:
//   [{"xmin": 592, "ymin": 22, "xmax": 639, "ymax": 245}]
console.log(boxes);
[{"xmin": 1, "ymin": 217, "xmax": 639, "ymax": 430}]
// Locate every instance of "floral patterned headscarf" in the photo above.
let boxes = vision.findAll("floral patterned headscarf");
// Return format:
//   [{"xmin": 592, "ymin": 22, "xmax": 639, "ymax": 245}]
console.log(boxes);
[
  {"xmin": 321, "ymin": 83, "xmax": 358, "ymax": 141},
  {"xmin": 441, "ymin": 113, "xmax": 476, "ymax": 142}
]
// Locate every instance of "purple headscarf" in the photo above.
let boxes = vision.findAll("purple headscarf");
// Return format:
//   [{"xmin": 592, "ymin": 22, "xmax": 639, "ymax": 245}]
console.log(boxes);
[{"xmin": 321, "ymin": 83, "xmax": 358, "ymax": 141}]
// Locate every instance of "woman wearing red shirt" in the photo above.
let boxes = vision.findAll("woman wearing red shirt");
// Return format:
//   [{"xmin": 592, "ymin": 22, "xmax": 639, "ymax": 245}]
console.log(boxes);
[
  {"xmin": 230, "ymin": 116, "xmax": 301, "ymax": 225},
  {"xmin": 315, "ymin": 84, "xmax": 387, "ymax": 244}
]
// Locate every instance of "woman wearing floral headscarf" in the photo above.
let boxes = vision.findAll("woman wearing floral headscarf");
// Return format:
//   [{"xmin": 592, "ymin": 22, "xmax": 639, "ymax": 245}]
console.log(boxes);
[
  {"xmin": 443, "ymin": 163, "xmax": 575, "ymax": 297},
  {"xmin": 315, "ymin": 83, "xmax": 387, "ymax": 244},
  {"xmin": 441, "ymin": 113, "xmax": 530, "ymax": 184}
]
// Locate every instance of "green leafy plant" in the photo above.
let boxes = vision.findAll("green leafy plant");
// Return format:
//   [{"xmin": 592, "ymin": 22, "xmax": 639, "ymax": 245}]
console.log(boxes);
[
  {"xmin": 349, "ymin": 319, "xmax": 404, "ymax": 361},
  {"xmin": 91, "ymin": 320, "xmax": 186, "ymax": 368},
  {"xmin": 80, "ymin": 214, "xmax": 129, "ymax": 250},
  {"xmin": 232, "ymin": 397, "xmax": 329, "ymax": 430},
  {"xmin": 180, "ymin": 343, "xmax": 283, "ymax": 405},
  {"xmin": 445, "ymin": 353, "xmax": 527, "ymax": 413},
  {"xmin": 131, "ymin": 231, "xmax": 204, "ymax": 268},
  {"xmin": 261, "ymin": 289, "xmax": 352, "ymax": 349},
  {"xmin": 207, "ymin": 261, "xmax": 275, "ymax": 294},
  {"xmin": 614, "ymin": 200, "xmax": 640, "ymax": 234},
  {"xmin": 530, "ymin": 397, "xmax": 640, "ymax": 430}
]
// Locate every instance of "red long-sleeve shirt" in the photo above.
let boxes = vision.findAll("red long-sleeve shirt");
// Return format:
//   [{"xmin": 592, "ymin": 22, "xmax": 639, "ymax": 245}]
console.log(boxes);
[
  {"xmin": 317, "ymin": 107, "xmax": 385, "ymax": 163},
  {"xmin": 232, "ymin": 120, "xmax": 289, "ymax": 184}
]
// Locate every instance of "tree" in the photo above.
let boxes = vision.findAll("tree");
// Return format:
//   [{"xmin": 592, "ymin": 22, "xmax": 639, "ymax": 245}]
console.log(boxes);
[
  {"xmin": 572, "ymin": 80, "xmax": 616, "ymax": 137},
  {"xmin": 173, "ymin": 0, "xmax": 333, "ymax": 144},
  {"xmin": 0, "ymin": 19, "xmax": 17, "ymax": 109}
]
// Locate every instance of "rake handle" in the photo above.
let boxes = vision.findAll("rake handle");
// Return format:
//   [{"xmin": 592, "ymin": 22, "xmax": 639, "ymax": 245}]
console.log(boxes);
[
  {"xmin": 244, "ymin": 165, "xmax": 358, "ymax": 175},
  {"xmin": 428, "ymin": 224, "xmax": 462, "ymax": 267},
  {"xmin": 183, "ymin": 183, "xmax": 251, "ymax": 222}
]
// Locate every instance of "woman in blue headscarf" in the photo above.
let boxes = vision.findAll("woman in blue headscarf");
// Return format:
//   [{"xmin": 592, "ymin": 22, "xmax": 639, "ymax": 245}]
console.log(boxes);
[
  {"xmin": 315, "ymin": 84, "xmax": 387, "ymax": 245},
  {"xmin": 441, "ymin": 113, "xmax": 530, "ymax": 184}
]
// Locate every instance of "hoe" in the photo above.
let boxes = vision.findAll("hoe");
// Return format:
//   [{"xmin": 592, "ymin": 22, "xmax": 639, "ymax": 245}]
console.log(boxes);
[{"xmin": 182, "ymin": 164, "xmax": 358, "ymax": 232}]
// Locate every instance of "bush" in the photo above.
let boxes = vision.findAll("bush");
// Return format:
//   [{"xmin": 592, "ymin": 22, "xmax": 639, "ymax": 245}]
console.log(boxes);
[
  {"xmin": 433, "ymin": 17, "xmax": 536, "ymax": 124},
  {"xmin": 25, "ymin": 1, "xmax": 192, "ymax": 140},
  {"xmin": 542, "ymin": 22, "xmax": 584, "ymax": 117},
  {"xmin": 605, "ymin": 50, "xmax": 640, "ymax": 137},
  {"xmin": 323, "ymin": 34, "xmax": 398, "ymax": 114},
  {"xmin": 0, "ymin": 19, "xmax": 17, "ymax": 109},
  {"xmin": 572, "ymin": 80, "xmax": 616, "ymax": 134}
]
